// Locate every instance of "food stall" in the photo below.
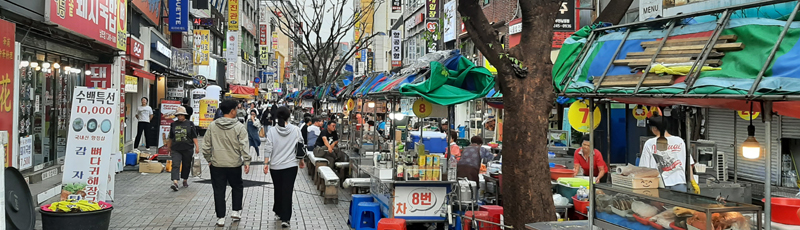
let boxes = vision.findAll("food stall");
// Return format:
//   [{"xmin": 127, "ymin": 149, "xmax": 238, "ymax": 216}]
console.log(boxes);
[{"xmin": 549, "ymin": 0, "xmax": 800, "ymax": 228}]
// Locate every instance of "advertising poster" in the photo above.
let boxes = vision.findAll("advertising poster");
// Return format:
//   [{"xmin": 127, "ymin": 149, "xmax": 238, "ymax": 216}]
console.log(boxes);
[
  {"xmin": 18, "ymin": 135, "xmax": 32, "ymax": 170},
  {"xmin": 0, "ymin": 19, "xmax": 13, "ymax": 168},
  {"xmin": 158, "ymin": 100, "xmax": 181, "ymax": 155},
  {"xmin": 199, "ymin": 98, "xmax": 218, "ymax": 129},
  {"xmin": 61, "ymin": 87, "xmax": 118, "ymax": 202},
  {"xmin": 191, "ymin": 89, "xmax": 206, "ymax": 126},
  {"xmin": 45, "ymin": 0, "xmax": 121, "ymax": 49},
  {"xmin": 194, "ymin": 30, "xmax": 210, "ymax": 65}
]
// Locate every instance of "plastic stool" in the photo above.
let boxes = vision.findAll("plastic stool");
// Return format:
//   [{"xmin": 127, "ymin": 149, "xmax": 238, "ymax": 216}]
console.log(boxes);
[
  {"xmin": 350, "ymin": 195, "xmax": 374, "ymax": 228},
  {"xmin": 354, "ymin": 202, "xmax": 381, "ymax": 230},
  {"xmin": 479, "ymin": 205, "xmax": 504, "ymax": 230},
  {"xmin": 377, "ymin": 218, "xmax": 406, "ymax": 230},
  {"xmin": 125, "ymin": 153, "xmax": 137, "ymax": 166},
  {"xmin": 463, "ymin": 211, "xmax": 489, "ymax": 230}
]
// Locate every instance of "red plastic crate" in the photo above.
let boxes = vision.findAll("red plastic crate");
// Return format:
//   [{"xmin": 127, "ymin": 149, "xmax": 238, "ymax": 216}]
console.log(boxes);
[
  {"xmin": 479, "ymin": 205, "xmax": 504, "ymax": 230},
  {"xmin": 463, "ymin": 211, "xmax": 489, "ymax": 230}
]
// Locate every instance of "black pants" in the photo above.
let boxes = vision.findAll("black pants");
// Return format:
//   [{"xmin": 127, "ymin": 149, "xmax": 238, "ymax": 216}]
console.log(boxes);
[
  {"xmin": 209, "ymin": 165, "xmax": 244, "ymax": 218},
  {"xmin": 270, "ymin": 167, "xmax": 298, "ymax": 222},
  {"xmin": 170, "ymin": 149, "xmax": 193, "ymax": 181},
  {"xmin": 134, "ymin": 122, "xmax": 150, "ymax": 147}
]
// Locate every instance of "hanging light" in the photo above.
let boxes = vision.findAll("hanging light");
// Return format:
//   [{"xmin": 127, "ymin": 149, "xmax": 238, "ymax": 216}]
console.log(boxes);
[
  {"xmin": 742, "ymin": 102, "xmax": 761, "ymax": 159},
  {"xmin": 85, "ymin": 70, "xmax": 92, "ymax": 75},
  {"xmin": 72, "ymin": 69, "xmax": 81, "ymax": 74},
  {"xmin": 42, "ymin": 62, "xmax": 50, "ymax": 69},
  {"xmin": 30, "ymin": 62, "xmax": 39, "ymax": 68},
  {"xmin": 53, "ymin": 63, "xmax": 60, "ymax": 69},
  {"xmin": 64, "ymin": 66, "xmax": 71, "ymax": 71},
  {"xmin": 35, "ymin": 66, "xmax": 41, "ymax": 71},
  {"xmin": 19, "ymin": 61, "xmax": 29, "ymax": 67},
  {"xmin": 368, "ymin": 102, "xmax": 375, "ymax": 108}
]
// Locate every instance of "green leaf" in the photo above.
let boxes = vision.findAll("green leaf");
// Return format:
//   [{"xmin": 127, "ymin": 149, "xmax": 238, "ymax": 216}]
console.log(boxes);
[{"xmin": 488, "ymin": 44, "xmax": 493, "ymax": 48}]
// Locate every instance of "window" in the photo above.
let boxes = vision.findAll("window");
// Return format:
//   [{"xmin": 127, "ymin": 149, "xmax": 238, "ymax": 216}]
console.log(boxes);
[{"xmin": 483, "ymin": 0, "xmax": 490, "ymax": 6}]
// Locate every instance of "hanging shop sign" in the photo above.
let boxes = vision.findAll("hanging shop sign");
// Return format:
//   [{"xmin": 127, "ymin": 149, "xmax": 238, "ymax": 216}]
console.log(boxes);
[
  {"xmin": 169, "ymin": 0, "xmax": 190, "ymax": 32},
  {"xmin": 127, "ymin": 37, "xmax": 144, "ymax": 63},
  {"xmin": 171, "ymin": 47, "xmax": 193, "ymax": 75},
  {"xmin": 426, "ymin": 0, "xmax": 440, "ymax": 19},
  {"xmin": 568, "ymin": 99, "xmax": 601, "ymax": 133},
  {"xmin": 61, "ymin": 87, "xmax": 118, "ymax": 202},
  {"xmin": 272, "ymin": 31, "xmax": 279, "ymax": 49},
  {"xmin": 158, "ymin": 100, "xmax": 181, "ymax": 155},
  {"xmin": 226, "ymin": 31, "xmax": 240, "ymax": 61},
  {"xmin": 193, "ymin": 18, "xmax": 215, "ymax": 27},
  {"xmin": 737, "ymin": 110, "xmax": 760, "ymax": 120},
  {"xmin": 259, "ymin": 46, "xmax": 269, "ymax": 66},
  {"xmin": 259, "ymin": 25, "xmax": 268, "ymax": 45},
  {"xmin": 227, "ymin": 62, "xmax": 236, "ymax": 80},
  {"xmin": 639, "ymin": 0, "xmax": 663, "ymax": 21},
  {"xmin": 632, "ymin": 105, "xmax": 659, "ymax": 120},
  {"xmin": 18, "ymin": 135, "xmax": 32, "ymax": 170},
  {"xmin": 0, "ymin": 19, "xmax": 13, "ymax": 168},
  {"xmin": 393, "ymin": 186, "xmax": 447, "ymax": 217},
  {"xmin": 551, "ymin": 0, "xmax": 578, "ymax": 48},
  {"xmin": 45, "ymin": 0, "xmax": 123, "ymax": 49},
  {"xmin": 391, "ymin": 30, "xmax": 402, "ymax": 67},
  {"xmin": 117, "ymin": 0, "xmax": 127, "ymax": 50},
  {"xmin": 228, "ymin": 0, "xmax": 239, "ymax": 30},
  {"xmin": 124, "ymin": 75, "xmax": 138, "ymax": 93},
  {"xmin": 413, "ymin": 98, "xmax": 433, "ymax": 118},
  {"xmin": 194, "ymin": 30, "xmax": 211, "ymax": 65},
  {"xmin": 86, "ymin": 64, "xmax": 113, "ymax": 88},
  {"xmin": 367, "ymin": 51, "xmax": 374, "ymax": 72},
  {"xmin": 391, "ymin": 0, "xmax": 401, "ymax": 12},
  {"xmin": 153, "ymin": 40, "xmax": 172, "ymax": 58},
  {"xmin": 442, "ymin": 1, "xmax": 456, "ymax": 42},
  {"xmin": 131, "ymin": 0, "xmax": 161, "ymax": 25}
]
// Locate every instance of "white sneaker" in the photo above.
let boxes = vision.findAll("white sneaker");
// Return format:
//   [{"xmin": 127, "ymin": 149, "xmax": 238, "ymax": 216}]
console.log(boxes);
[
  {"xmin": 231, "ymin": 210, "xmax": 241, "ymax": 220},
  {"xmin": 216, "ymin": 218, "xmax": 225, "ymax": 227},
  {"xmin": 281, "ymin": 222, "xmax": 290, "ymax": 228},
  {"xmin": 274, "ymin": 214, "xmax": 281, "ymax": 220}
]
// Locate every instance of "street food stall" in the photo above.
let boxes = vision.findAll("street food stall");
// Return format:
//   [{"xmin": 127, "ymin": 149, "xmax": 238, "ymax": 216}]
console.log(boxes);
[{"xmin": 545, "ymin": 0, "xmax": 800, "ymax": 229}]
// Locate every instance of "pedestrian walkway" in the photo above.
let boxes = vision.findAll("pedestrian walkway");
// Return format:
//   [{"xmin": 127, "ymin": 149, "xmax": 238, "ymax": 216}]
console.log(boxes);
[{"xmin": 35, "ymin": 157, "xmax": 352, "ymax": 230}]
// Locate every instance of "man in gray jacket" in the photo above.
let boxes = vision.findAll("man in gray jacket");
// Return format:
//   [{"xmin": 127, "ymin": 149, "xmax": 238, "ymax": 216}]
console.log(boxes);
[{"xmin": 201, "ymin": 99, "xmax": 251, "ymax": 227}]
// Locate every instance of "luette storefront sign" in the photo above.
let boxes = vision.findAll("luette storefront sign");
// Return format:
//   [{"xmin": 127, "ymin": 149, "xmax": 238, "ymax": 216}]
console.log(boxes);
[{"xmin": 169, "ymin": 0, "xmax": 190, "ymax": 32}]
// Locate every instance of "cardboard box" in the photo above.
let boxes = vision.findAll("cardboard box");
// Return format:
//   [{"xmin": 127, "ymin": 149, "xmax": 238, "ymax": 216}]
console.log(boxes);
[
  {"xmin": 138, "ymin": 153, "xmax": 152, "ymax": 161},
  {"xmin": 139, "ymin": 161, "xmax": 164, "ymax": 173}
]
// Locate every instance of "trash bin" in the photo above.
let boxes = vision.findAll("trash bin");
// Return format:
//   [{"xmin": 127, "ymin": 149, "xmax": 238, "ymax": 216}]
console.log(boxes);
[{"xmin": 39, "ymin": 205, "xmax": 113, "ymax": 230}]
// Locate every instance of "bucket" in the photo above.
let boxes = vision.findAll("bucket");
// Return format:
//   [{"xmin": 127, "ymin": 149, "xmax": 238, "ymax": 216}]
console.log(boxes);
[
  {"xmin": 763, "ymin": 198, "xmax": 800, "ymax": 225},
  {"xmin": 39, "ymin": 206, "xmax": 113, "ymax": 230}
]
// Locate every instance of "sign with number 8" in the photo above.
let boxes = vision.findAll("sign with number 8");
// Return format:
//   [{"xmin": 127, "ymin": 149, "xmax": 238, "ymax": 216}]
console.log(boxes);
[{"xmin": 413, "ymin": 98, "xmax": 433, "ymax": 118}]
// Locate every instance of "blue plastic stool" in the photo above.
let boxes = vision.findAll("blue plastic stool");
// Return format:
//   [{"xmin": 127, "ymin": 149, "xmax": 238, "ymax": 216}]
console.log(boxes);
[
  {"xmin": 350, "ymin": 195, "xmax": 374, "ymax": 228},
  {"xmin": 125, "ymin": 153, "xmax": 138, "ymax": 166},
  {"xmin": 354, "ymin": 202, "xmax": 381, "ymax": 230}
]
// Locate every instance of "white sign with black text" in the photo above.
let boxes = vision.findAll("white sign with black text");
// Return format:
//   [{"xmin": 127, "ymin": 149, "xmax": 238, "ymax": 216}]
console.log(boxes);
[
  {"xmin": 639, "ymin": 0, "xmax": 662, "ymax": 21},
  {"xmin": 19, "ymin": 135, "xmax": 32, "ymax": 170},
  {"xmin": 391, "ymin": 30, "xmax": 402, "ymax": 61}
]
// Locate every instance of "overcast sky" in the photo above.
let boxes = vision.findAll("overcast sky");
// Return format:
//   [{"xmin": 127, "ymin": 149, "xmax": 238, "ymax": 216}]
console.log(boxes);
[{"xmin": 298, "ymin": 0, "xmax": 356, "ymax": 44}]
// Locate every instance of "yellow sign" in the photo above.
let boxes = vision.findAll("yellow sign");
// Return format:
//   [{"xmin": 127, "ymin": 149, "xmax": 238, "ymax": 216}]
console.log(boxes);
[
  {"xmin": 116, "ymin": 0, "xmax": 127, "ymax": 50},
  {"xmin": 125, "ymin": 75, "xmax": 138, "ymax": 93},
  {"xmin": 228, "ymin": 0, "xmax": 239, "ymax": 30},
  {"xmin": 259, "ymin": 46, "xmax": 269, "ymax": 63},
  {"xmin": 412, "ymin": 98, "xmax": 433, "ymax": 118},
  {"xmin": 274, "ymin": 82, "xmax": 280, "ymax": 89},
  {"xmin": 738, "ymin": 110, "xmax": 760, "ymax": 120},
  {"xmin": 568, "ymin": 100, "xmax": 601, "ymax": 133},
  {"xmin": 632, "ymin": 105, "xmax": 659, "ymax": 120},
  {"xmin": 194, "ymin": 30, "xmax": 211, "ymax": 65},
  {"xmin": 346, "ymin": 99, "xmax": 355, "ymax": 112},
  {"xmin": 271, "ymin": 31, "xmax": 278, "ymax": 49},
  {"xmin": 199, "ymin": 98, "xmax": 218, "ymax": 129}
]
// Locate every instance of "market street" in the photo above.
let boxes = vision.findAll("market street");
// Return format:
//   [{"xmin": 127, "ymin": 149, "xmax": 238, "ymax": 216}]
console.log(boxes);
[{"xmin": 35, "ymin": 156, "xmax": 352, "ymax": 230}]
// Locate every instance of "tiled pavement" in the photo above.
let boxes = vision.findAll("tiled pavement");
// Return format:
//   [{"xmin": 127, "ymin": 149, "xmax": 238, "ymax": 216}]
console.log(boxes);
[{"xmin": 36, "ymin": 157, "xmax": 353, "ymax": 230}]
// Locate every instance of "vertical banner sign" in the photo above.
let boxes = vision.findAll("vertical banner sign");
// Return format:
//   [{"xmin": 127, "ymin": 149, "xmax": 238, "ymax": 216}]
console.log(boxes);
[
  {"xmin": 426, "ymin": 0, "xmax": 440, "ymax": 18},
  {"xmin": 271, "ymin": 31, "xmax": 279, "ymax": 50},
  {"xmin": 442, "ymin": 1, "xmax": 456, "ymax": 42},
  {"xmin": 391, "ymin": 30, "xmax": 402, "ymax": 67},
  {"xmin": 194, "ymin": 30, "xmax": 211, "ymax": 65},
  {"xmin": 259, "ymin": 25, "xmax": 268, "ymax": 45},
  {"xmin": 45, "ymin": 0, "xmax": 120, "ymax": 49},
  {"xmin": 86, "ymin": 64, "xmax": 113, "ymax": 88},
  {"xmin": 191, "ymin": 89, "xmax": 206, "ymax": 126},
  {"xmin": 552, "ymin": 0, "xmax": 577, "ymax": 48},
  {"xmin": 158, "ymin": 100, "xmax": 181, "ymax": 155},
  {"xmin": 259, "ymin": 46, "xmax": 269, "ymax": 65},
  {"xmin": 367, "ymin": 51, "xmax": 374, "ymax": 72},
  {"xmin": 227, "ymin": 62, "xmax": 236, "ymax": 80},
  {"xmin": 169, "ymin": 0, "xmax": 189, "ymax": 31},
  {"xmin": 61, "ymin": 87, "xmax": 118, "ymax": 202},
  {"xmin": 18, "ymin": 135, "xmax": 32, "ymax": 170},
  {"xmin": 226, "ymin": 31, "xmax": 239, "ymax": 61},
  {"xmin": 116, "ymin": 0, "xmax": 127, "ymax": 50},
  {"xmin": 426, "ymin": 20, "xmax": 439, "ymax": 53},
  {"xmin": 392, "ymin": 0, "xmax": 401, "ymax": 12},
  {"xmin": 0, "ymin": 19, "xmax": 13, "ymax": 168},
  {"xmin": 228, "ymin": 0, "xmax": 239, "ymax": 30}
]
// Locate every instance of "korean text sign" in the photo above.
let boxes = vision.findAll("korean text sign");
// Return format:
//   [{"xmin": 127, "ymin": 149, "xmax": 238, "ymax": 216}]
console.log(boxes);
[
  {"xmin": 86, "ymin": 64, "xmax": 112, "ymax": 88},
  {"xmin": 169, "ymin": 0, "xmax": 189, "ymax": 32},
  {"xmin": 46, "ymin": 0, "xmax": 122, "ymax": 49},
  {"xmin": 19, "ymin": 136, "xmax": 32, "ymax": 170},
  {"xmin": 228, "ymin": 0, "xmax": 239, "ymax": 30},
  {"xmin": 61, "ymin": 87, "xmax": 118, "ymax": 202},
  {"xmin": 194, "ymin": 30, "xmax": 211, "ymax": 65},
  {"xmin": 393, "ymin": 186, "xmax": 446, "ymax": 217},
  {"xmin": 0, "ymin": 19, "xmax": 13, "ymax": 168}
]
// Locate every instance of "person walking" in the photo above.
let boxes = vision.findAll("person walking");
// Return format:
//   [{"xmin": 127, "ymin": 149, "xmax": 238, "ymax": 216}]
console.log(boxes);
[
  {"xmin": 236, "ymin": 103, "xmax": 247, "ymax": 124},
  {"xmin": 201, "ymin": 100, "xmax": 252, "ymax": 227},
  {"xmin": 135, "ymin": 97, "xmax": 154, "ymax": 150},
  {"xmin": 167, "ymin": 106, "xmax": 199, "ymax": 191},
  {"xmin": 263, "ymin": 106, "xmax": 306, "ymax": 228},
  {"xmin": 181, "ymin": 98, "xmax": 194, "ymax": 121},
  {"xmin": 247, "ymin": 109, "xmax": 262, "ymax": 158}
]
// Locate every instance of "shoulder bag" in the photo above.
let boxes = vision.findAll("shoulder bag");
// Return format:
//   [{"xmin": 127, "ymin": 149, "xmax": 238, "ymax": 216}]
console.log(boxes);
[{"xmin": 295, "ymin": 126, "xmax": 307, "ymax": 159}]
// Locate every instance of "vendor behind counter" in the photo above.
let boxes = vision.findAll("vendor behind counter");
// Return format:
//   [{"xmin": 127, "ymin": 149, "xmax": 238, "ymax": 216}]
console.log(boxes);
[{"xmin": 573, "ymin": 135, "xmax": 608, "ymax": 183}]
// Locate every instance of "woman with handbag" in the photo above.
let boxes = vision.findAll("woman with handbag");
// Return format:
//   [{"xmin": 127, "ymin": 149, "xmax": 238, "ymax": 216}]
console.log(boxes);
[
  {"xmin": 247, "ymin": 110, "xmax": 263, "ymax": 158},
  {"xmin": 262, "ymin": 106, "xmax": 306, "ymax": 228}
]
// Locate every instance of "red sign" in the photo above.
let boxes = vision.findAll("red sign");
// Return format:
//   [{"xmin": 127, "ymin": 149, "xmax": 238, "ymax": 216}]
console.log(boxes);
[
  {"xmin": 46, "ymin": 0, "xmax": 120, "ymax": 49},
  {"xmin": 0, "ymin": 19, "xmax": 14, "ymax": 168},
  {"xmin": 86, "ymin": 64, "xmax": 113, "ymax": 88},
  {"xmin": 552, "ymin": 32, "xmax": 573, "ymax": 48},
  {"xmin": 392, "ymin": 60, "xmax": 402, "ymax": 67},
  {"xmin": 126, "ymin": 37, "xmax": 144, "ymax": 60},
  {"xmin": 461, "ymin": 22, "xmax": 466, "ymax": 33},
  {"xmin": 427, "ymin": 22, "xmax": 437, "ymax": 33},
  {"xmin": 259, "ymin": 25, "xmax": 268, "ymax": 45}
]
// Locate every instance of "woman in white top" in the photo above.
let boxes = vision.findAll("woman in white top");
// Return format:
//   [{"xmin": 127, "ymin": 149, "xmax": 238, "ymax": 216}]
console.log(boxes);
[
  {"xmin": 639, "ymin": 115, "xmax": 695, "ymax": 193},
  {"xmin": 263, "ymin": 106, "xmax": 306, "ymax": 228},
  {"xmin": 134, "ymin": 97, "xmax": 154, "ymax": 150}
]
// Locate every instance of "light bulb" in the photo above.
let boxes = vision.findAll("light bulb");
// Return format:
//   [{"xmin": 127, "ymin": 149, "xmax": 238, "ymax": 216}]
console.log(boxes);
[
  {"xmin": 30, "ymin": 62, "xmax": 38, "ymax": 68},
  {"xmin": 53, "ymin": 63, "xmax": 60, "ymax": 69},
  {"xmin": 368, "ymin": 102, "xmax": 375, "ymax": 108},
  {"xmin": 85, "ymin": 70, "xmax": 92, "ymax": 75},
  {"xmin": 19, "ymin": 61, "xmax": 29, "ymax": 67},
  {"xmin": 72, "ymin": 69, "xmax": 81, "ymax": 74},
  {"xmin": 42, "ymin": 62, "xmax": 50, "ymax": 69},
  {"xmin": 35, "ymin": 66, "xmax": 41, "ymax": 71},
  {"xmin": 742, "ymin": 124, "xmax": 761, "ymax": 159},
  {"xmin": 64, "ymin": 66, "xmax": 71, "ymax": 71}
]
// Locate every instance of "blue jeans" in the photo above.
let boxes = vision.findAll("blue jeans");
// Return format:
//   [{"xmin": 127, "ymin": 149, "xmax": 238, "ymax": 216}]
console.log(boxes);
[{"xmin": 666, "ymin": 184, "xmax": 688, "ymax": 193}]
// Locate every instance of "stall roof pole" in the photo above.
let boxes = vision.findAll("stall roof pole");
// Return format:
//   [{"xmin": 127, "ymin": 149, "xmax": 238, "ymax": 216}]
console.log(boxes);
[
  {"xmin": 588, "ymin": 99, "xmax": 596, "ymax": 226},
  {"xmin": 749, "ymin": 1, "xmax": 800, "ymax": 96},
  {"xmin": 683, "ymin": 10, "xmax": 732, "ymax": 93},
  {"xmin": 592, "ymin": 29, "xmax": 632, "ymax": 92},
  {"xmin": 633, "ymin": 21, "xmax": 677, "ymax": 94},
  {"xmin": 765, "ymin": 101, "xmax": 773, "ymax": 230},
  {"xmin": 560, "ymin": 31, "xmax": 599, "ymax": 92}
]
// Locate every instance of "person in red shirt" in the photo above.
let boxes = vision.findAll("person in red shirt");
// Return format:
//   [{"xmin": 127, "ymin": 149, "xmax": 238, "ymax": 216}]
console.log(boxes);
[{"xmin": 573, "ymin": 135, "xmax": 608, "ymax": 183}]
